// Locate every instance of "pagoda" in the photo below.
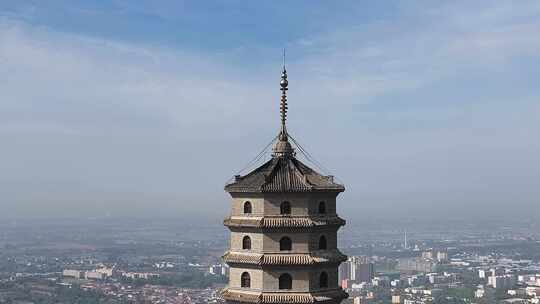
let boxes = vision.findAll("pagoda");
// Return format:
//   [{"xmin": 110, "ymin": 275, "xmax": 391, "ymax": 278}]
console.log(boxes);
[{"xmin": 222, "ymin": 62, "xmax": 348, "ymax": 304}]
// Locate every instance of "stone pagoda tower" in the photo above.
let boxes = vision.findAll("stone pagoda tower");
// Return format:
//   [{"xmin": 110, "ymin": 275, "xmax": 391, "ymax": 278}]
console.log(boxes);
[{"xmin": 222, "ymin": 63, "xmax": 348, "ymax": 304}]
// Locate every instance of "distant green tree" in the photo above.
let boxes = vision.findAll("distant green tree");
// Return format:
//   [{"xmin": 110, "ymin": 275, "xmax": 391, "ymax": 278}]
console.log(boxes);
[{"xmin": 447, "ymin": 287, "xmax": 474, "ymax": 300}]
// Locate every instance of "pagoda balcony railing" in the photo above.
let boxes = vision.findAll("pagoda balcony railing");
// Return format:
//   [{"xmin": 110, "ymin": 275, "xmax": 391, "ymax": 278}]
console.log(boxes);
[
  {"xmin": 222, "ymin": 250, "xmax": 347, "ymax": 266},
  {"xmin": 222, "ymin": 287, "xmax": 348, "ymax": 303},
  {"xmin": 224, "ymin": 215, "xmax": 346, "ymax": 229}
]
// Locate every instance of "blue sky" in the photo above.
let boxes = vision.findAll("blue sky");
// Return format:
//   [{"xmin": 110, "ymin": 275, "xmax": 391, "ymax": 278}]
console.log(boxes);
[
  {"xmin": 0, "ymin": 1, "xmax": 393, "ymax": 52},
  {"xmin": 1, "ymin": 1, "xmax": 539, "ymax": 220}
]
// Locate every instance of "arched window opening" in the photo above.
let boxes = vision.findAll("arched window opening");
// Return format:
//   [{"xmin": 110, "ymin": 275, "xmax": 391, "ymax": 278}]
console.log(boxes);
[
  {"xmin": 243, "ymin": 201, "xmax": 252, "ymax": 214},
  {"xmin": 241, "ymin": 272, "xmax": 251, "ymax": 288},
  {"xmin": 242, "ymin": 236, "xmax": 251, "ymax": 250},
  {"xmin": 318, "ymin": 201, "xmax": 326, "ymax": 214},
  {"xmin": 280, "ymin": 201, "xmax": 291, "ymax": 215},
  {"xmin": 280, "ymin": 236, "xmax": 292, "ymax": 251},
  {"xmin": 318, "ymin": 235, "xmax": 327, "ymax": 250},
  {"xmin": 279, "ymin": 273, "xmax": 293, "ymax": 290},
  {"xmin": 320, "ymin": 272, "xmax": 328, "ymax": 288}
]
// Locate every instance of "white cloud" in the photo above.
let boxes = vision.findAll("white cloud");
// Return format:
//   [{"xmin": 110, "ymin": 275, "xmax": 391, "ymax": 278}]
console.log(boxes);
[
  {"xmin": 291, "ymin": 1, "xmax": 540, "ymax": 108},
  {"xmin": 1, "ymin": 0, "xmax": 540, "ymax": 219},
  {"xmin": 0, "ymin": 18, "xmax": 278, "ymax": 137}
]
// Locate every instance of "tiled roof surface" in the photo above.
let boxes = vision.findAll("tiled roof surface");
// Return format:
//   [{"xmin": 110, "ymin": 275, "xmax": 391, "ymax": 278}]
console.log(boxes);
[
  {"xmin": 224, "ymin": 216, "xmax": 346, "ymax": 229},
  {"xmin": 222, "ymin": 250, "xmax": 347, "ymax": 266},
  {"xmin": 221, "ymin": 288, "xmax": 348, "ymax": 303},
  {"xmin": 225, "ymin": 156, "xmax": 344, "ymax": 193}
]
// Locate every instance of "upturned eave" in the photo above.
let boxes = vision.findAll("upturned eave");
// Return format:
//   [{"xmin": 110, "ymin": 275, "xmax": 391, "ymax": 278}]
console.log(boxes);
[
  {"xmin": 222, "ymin": 288, "xmax": 348, "ymax": 304},
  {"xmin": 222, "ymin": 250, "xmax": 347, "ymax": 266},
  {"xmin": 223, "ymin": 216, "xmax": 346, "ymax": 230}
]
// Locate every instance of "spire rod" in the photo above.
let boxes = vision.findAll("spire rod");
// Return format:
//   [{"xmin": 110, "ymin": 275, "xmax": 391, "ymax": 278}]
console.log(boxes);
[
  {"xmin": 273, "ymin": 49, "xmax": 294, "ymax": 157},
  {"xmin": 279, "ymin": 49, "xmax": 288, "ymax": 141},
  {"xmin": 282, "ymin": 48, "xmax": 286, "ymax": 70}
]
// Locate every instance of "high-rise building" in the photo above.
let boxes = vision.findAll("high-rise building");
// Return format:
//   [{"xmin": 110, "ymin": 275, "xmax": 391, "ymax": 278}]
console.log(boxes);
[
  {"xmin": 222, "ymin": 64, "xmax": 348, "ymax": 304},
  {"xmin": 404, "ymin": 231, "xmax": 408, "ymax": 249},
  {"xmin": 436, "ymin": 251, "xmax": 448, "ymax": 262},
  {"xmin": 488, "ymin": 275, "xmax": 516, "ymax": 289},
  {"xmin": 357, "ymin": 263, "xmax": 374, "ymax": 283},
  {"xmin": 421, "ymin": 250, "xmax": 434, "ymax": 260},
  {"xmin": 338, "ymin": 261, "xmax": 350, "ymax": 283},
  {"xmin": 348, "ymin": 256, "xmax": 359, "ymax": 281},
  {"xmin": 422, "ymin": 249, "xmax": 448, "ymax": 263},
  {"xmin": 339, "ymin": 256, "xmax": 374, "ymax": 284},
  {"xmin": 478, "ymin": 269, "xmax": 487, "ymax": 279},
  {"xmin": 397, "ymin": 257, "xmax": 436, "ymax": 273}
]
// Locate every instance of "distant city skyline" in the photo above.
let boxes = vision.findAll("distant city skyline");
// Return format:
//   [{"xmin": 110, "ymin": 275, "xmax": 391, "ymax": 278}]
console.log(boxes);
[{"xmin": 1, "ymin": 1, "xmax": 540, "ymax": 220}]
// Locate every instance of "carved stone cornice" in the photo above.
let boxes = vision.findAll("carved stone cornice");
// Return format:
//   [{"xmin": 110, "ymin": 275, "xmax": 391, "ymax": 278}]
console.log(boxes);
[
  {"xmin": 222, "ymin": 288, "xmax": 348, "ymax": 303},
  {"xmin": 222, "ymin": 250, "xmax": 347, "ymax": 266},
  {"xmin": 224, "ymin": 216, "xmax": 346, "ymax": 230}
]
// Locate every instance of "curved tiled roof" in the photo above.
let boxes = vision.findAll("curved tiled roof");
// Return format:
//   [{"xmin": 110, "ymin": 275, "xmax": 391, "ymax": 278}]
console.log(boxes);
[
  {"xmin": 224, "ymin": 216, "xmax": 346, "ymax": 229},
  {"xmin": 261, "ymin": 293, "xmax": 315, "ymax": 304},
  {"xmin": 222, "ymin": 250, "xmax": 347, "ymax": 266},
  {"xmin": 222, "ymin": 289, "xmax": 261, "ymax": 303},
  {"xmin": 225, "ymin": 156, "xmax": 344, "ymax": 193},
  {"xmin": 222, "ymin": 252, "xmax": 262, "ymax": 265},
  {"xmin": 222, "ymin": 288, "xmax": 348, "ymax": 304}
]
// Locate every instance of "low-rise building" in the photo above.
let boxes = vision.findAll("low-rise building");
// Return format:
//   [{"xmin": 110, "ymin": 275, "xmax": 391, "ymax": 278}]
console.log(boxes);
[
  {"xmin": 488, "ymin": 274, "xmax": 516, "ymax": 289},
  {"xmin": 122, "ymin": 272, "xmax": 159, "ymax": 280},
  {"xmin": 63, "ymin": 269, "xmax": 84, "ymax": 279}
]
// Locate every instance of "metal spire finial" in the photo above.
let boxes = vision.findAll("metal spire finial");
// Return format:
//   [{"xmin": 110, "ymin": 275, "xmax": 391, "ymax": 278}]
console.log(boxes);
[
  {"xmin": 279, "ymin": 49, "xmax": 289, "ymax": 141},
  {"xmin": 282, "ymin": 48, "xmax": 286, "ymax": 70},
  {"xmin": 273, "ymin": 49, "xmax": 294, "ymax": 157}
]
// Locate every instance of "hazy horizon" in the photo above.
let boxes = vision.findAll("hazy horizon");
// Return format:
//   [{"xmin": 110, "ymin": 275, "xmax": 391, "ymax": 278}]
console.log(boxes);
[{"xmin": 1, "ymin": 1, "xmax": 539, "ymax": 220}]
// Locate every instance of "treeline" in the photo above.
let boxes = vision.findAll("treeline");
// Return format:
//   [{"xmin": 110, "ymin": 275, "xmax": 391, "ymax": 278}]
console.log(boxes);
[
  {"xmin": 121, "ymin": 271, "xmax": 227, "ymax": 288},
  {"xmin": 0, "ymin": 284, "xmax": 120, "ymax": 304}
]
